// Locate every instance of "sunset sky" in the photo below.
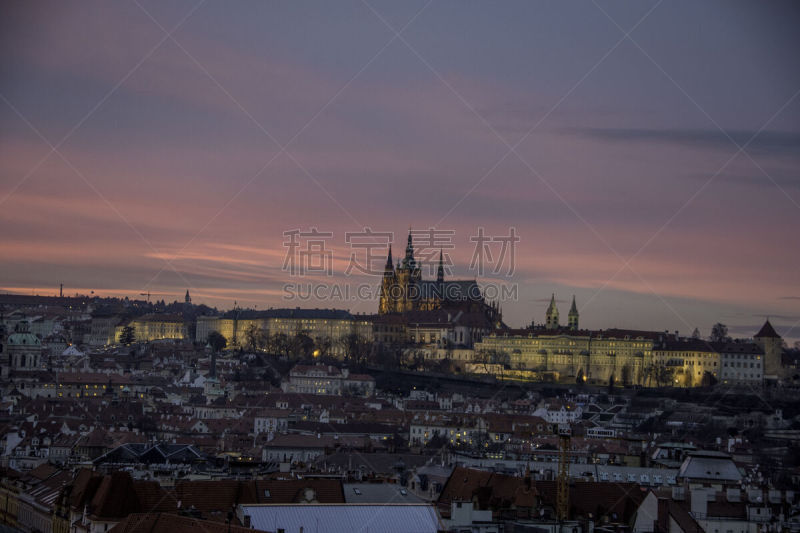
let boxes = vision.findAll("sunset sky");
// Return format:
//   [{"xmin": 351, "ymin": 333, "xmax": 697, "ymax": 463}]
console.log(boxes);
[{"xmin": 1, "ymin": 1, "xmax": 799, "ymax": 341}]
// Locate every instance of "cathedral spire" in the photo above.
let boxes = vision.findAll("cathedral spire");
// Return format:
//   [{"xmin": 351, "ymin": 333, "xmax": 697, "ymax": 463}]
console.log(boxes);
[
  {"xmin": 546, "ymin": 293, "xmax": 559, "ymax": 330},
  {"xmin": 437, "ymin": 249, "xmax": 444, "ymax": 284},
  {"xmin": 401, "ymin": 228, "xmax": 416, "ymax": 270},
  {"xmin": 385, "ymin": 245, "xmax": 394, "ymax": 271},
  {"xmin": 568, "ymin": 295, "xmax": 579, "ymax": 330}
]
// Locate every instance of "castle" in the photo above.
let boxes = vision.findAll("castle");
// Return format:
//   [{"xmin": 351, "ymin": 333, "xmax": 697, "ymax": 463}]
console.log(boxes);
[{"xmin": 378, "ymin": 231, "xmax": 502, "ymax": 324}]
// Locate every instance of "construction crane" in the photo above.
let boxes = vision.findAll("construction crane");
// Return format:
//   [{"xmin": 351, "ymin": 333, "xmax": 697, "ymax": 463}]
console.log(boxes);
[
  {"xmin": 139, "ymin": 291, "xmax": 169, "ymax": 303},
  {"xmin": 557, "ymin": 425, "xmax": 572, "ymax": 522}
]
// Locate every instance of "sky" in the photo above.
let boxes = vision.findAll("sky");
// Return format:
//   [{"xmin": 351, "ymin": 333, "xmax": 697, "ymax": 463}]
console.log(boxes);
[{"xmin": 1, "ymin": 1, "xmax": 799, "ymax": 342}]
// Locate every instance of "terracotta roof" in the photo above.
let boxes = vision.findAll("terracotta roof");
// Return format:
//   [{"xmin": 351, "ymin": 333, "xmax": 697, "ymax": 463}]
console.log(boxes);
[
  {"xmin": 263, "ymin": 434, "xmax": 335, "ymax": 448},
  {"xmin": 172, "ymin": 479, "xmax": 345, "ymax": 508},
  {"xmin": 69, "ymin": 469, "xmax": 103, "ymax": 509},
  {"xmin": 290, "ymin": 364, "xmax": 342, "ymax": 376},
  {"xmin": 90, "ymin": 472, "xmax": 141, "ymax": 519},
  {"xmin": 440, "ymin": 468, "xmax": 644, "ymax": 522},
  {"xmin": 109, "ymin": 513, "xmax": 264, "ymax": 533},
  {"xmin": 535, "ymin": 480, "xmax": 645, "ymax": 522},
  {"xmin": 250, "ymin": 479, "xmax": 345, "ymax": 504},
  {"xmin": 27, "ymin": 463, "xmax": 58, "ymax": 481},
  {"xmin": 56, "ymin": 372, "xmax": 133, "ymax": 385},
  {"xmin": 68, "ymin": 470, "xmax": 176, "ymax": 519},
  {"xmin": 658, "ymin": 498, "xmax": 704, "ymax": 533},
  {"xmin": 438, "ymin": 467, "xmax": 537, "ymax": 517},
  {"xmin": 134, "ymin": 314, "xmax": 186, "ymax": 323},
  {"xmin": 346, "ymin": 373, "xmax": 375, "ymax": 381}
]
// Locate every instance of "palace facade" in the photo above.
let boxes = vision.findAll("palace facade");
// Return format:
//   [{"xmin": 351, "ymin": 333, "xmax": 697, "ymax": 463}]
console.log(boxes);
[
  {"xmin": 196, "ymin": 308, "xmax": 372, "ymax": 356},
  {"xmin": 475, "ymin": 296, "xmax": 777, "ymax": 386}
]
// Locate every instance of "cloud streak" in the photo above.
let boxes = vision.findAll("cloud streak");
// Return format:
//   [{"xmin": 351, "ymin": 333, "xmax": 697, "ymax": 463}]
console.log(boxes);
[{"xmin": 563, "ymin": 127, "xmax": 800, "ymax": 157}]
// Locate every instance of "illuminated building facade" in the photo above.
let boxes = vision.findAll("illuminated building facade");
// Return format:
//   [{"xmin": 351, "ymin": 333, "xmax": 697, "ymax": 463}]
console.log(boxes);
[
  {"xmin": 476, "ymin": 327, "xmax": 656, "ymax": 383},
  {"xmin": 195, "ymin": 308, "xmax": 372, "ymax": 356},
  {"xmin": 476, "ymin": 299, "xmax": 771, "ymax": 387},
  {"xmin": 115, "ymin": 313, "xmax": 187, "ymax": 343}
]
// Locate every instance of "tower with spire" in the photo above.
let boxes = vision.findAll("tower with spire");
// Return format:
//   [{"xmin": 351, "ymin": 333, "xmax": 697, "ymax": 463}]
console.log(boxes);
[
  {"xmin": 545, "ymin": 294, "xmax": 560, "ymax": 330},
  {"xmin": 377, "ymin": 229, "xmax": 501, "ymax": 325},
  {"xmin": 394, "ymin": 229, "xmax": 422, "ymax": 312},
  {"xmin": 184, "ymin": 290, "xmax": 192, "ymax": 305},
  {"xmin": 379, "ymin": 245, "xmax": 397, "ymax": 314},
  {"xmin": 568, "ymin": 295, "xmax": 579, "ymax": 330}
]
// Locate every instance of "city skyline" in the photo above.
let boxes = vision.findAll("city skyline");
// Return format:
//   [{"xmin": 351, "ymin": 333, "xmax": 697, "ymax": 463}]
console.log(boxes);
[{"xmin": 2, "ymin": 1, "xmax": 799, "ymax": 342}]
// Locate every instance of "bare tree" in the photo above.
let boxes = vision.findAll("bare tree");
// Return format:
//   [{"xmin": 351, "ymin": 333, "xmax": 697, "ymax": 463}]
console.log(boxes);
[
  {"xmin": 119, "ymin": 325, "xmax": 136, "ymax": 346},
  {"xmin": 472, "ymin": 348, "xmax": 509, "ymax": 373},
  {"xmin": 265, "ymin": 332, "xmax": 291, "ymax": 358},
  {"xmin": 643, "ymin": 363, "xmax": 674, "ymax": 387},
  {"xmin": 206, "ymin": 330, "xmax": 227, "ymax": 353},
  {"xmin": 243, "ymin": 323, "xmax": 265, "ymax": 352},
  {"xmin": 710, "ymin": 323, "xmax": 730, "ymax": 343},
  {"xmin": 621, "ymin": 364, "xmax": 632, "ymax": 386},
  {"xmin": 337, "ymin": 333, "xmax": 372, "ymax": 365},
  {"xmin": 290, "ymin": 331, "xmax": 314, "ymax": 360}
]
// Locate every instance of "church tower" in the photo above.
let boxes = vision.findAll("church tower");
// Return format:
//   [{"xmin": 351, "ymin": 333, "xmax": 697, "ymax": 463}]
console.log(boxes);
[
  {"xmin": 185, "ymin": 290, "xmax": 192, "ymax": 305},
  {"xmin": 568, "ymin": 295, "xmax": 579, "ymax": 330},
  {"xmin": 379, "ymin": 245, "xmax": 397, "ymax": 314},
  {"xmin": 545, "ymin": 294, "xmax": 560, "ymax": 330},
  {"xmin": 395, "ymin": 230, "xmax": 421, "ymax": 312}
]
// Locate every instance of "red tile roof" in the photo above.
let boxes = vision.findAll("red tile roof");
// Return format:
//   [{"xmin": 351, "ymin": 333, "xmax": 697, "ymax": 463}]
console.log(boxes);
[{"xmin": 109, "ymin": 513, "xmax": 264, "ymax": 533}]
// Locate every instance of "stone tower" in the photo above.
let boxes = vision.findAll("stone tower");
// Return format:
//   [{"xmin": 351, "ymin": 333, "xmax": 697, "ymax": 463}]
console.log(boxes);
[
  {"xmin": 754, "ymin": 319, "xmax": 783, "ymax": 380},
  {"xmin": 545, "ymin": 294, "xmax": 559, "ymax": 330},
  {"xmin": 568, "ymin": 295, "xmax": 579, "ymax": 330}
]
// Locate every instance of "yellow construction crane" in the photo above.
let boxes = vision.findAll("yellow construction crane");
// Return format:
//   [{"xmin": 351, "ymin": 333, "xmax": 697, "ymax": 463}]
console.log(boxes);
[{"xmin": 557, "ymin": 425, "xmax": 572, "ymax": 522}]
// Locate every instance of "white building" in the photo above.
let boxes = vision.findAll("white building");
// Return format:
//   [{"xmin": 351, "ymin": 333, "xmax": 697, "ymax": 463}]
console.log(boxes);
[
  {"xmin": 717, "ymin": 342, "xmax": 764, "ymax": 385},
  {"xmin": 533, "ymin": 401, "xmax": 582, "ymax": 425},
  {"xmin": 281, "ymin": 364, "xmax": 375, "ymax": 397},
  {"xmin": 253, "ymin": 409, "xmax": 290, "ymax": 435}
]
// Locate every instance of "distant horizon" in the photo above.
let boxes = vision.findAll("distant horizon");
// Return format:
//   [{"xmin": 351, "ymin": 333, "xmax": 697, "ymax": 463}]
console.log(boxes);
[{"xmin": 0, "ymin": 283, "xmax": 790, "ymax": 344}]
